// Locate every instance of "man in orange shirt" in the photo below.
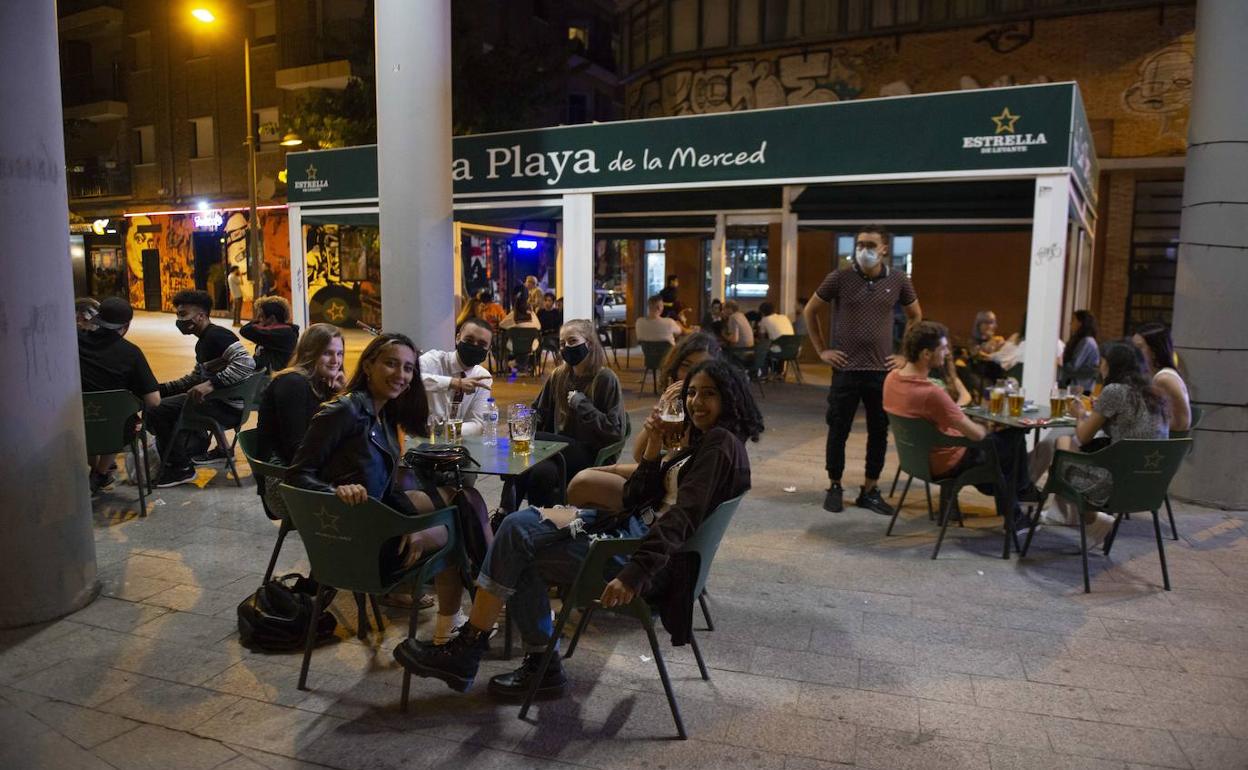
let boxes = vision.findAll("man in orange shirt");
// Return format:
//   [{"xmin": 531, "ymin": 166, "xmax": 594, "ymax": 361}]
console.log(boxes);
[{"xmin": 883, "ymin": 321, "xmax": 1035, "ymax": 527}]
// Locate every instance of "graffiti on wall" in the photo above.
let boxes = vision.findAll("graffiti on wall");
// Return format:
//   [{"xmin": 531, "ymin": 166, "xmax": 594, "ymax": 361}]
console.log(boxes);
[
  {"xmin": 125, "ymin": 214, "xmax": 195, "ymax": 311},
  {"xmin": 628, "ymin": 41, "xmax": 893, "ymax": 117},
  {"xmin": 304, "ymin": 223, "xmax": 380, "ymax": 327},
  {"xmin": 1122, "ymin": 37, "xmax": 1193, "ymax": 136},
  {"xmin": 974, "ymin": 22, "xmax": 1035, "ymax": 54}
]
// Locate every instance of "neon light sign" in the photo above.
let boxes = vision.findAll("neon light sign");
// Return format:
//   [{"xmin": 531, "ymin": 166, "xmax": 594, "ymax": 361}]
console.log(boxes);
[{"xmin": 193, "ymin": 210, "xmax": 224, "ymax": 229}]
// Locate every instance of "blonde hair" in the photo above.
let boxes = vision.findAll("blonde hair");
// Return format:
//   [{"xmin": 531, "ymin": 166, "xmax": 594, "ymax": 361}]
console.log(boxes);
[
  {"xmin": 558, "ymin": 318, "xmax": 607, "ymax": 373},
  {"xmin": 277, "ymin": 323, "xmax": 343, "ymax": 384}
]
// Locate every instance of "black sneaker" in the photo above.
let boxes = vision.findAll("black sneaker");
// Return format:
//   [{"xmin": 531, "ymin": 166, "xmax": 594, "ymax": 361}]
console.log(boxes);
[
  {"xmin": 393, "ymin": 625, "xmax": 489, "ymax": 693},
  {"xmin": 1018, "ymin": 485, "xmax": 1045, "ymax": 504},
  {"xmin": 191, "ymin": 448, "xmax": 231, "ymax": 466},
  {"xmin": 823, "ymin": 482, "xmax": 844, "ymax": 513},
  {"xmin": 855, "ymin": 487, "xmax": 895, "ymax": 516},
  {"xmin": 89, "ymin": 471, "xmax": 116, "ymax": 495},
  {"xmin": 155, "ymin": 466, "xmax": 196, "ymax": 488},
  {"xmin": 487, "ymin": 652, "xmax": 568, "ymax": 700}
]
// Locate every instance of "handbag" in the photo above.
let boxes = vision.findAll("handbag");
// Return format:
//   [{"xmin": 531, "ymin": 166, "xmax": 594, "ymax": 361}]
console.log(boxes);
[{"xmin": 237, "ymin": 573, "xmax": 338, "ymax": 653}]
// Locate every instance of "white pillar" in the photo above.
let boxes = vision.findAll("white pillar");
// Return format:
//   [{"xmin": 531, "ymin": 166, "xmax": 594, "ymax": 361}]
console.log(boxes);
[
  {"xmin": 561, "ymin": 193, "xmax": 594, "ymax": 320},
  {"xmin": 288, "ymin": 205, "xmax": 309, "ymax": 329},
  {"xmin": 780, "ymin": 186, "xmax": 800, "ymax": 315},
  {"xmin": 375, "ymin": 0, "xmax": 454, "ymax": 351},
  {"xmin": 0, "ymin": 0, "xmax": 98, "ymax": 626},
  {"xmin": 554, "ymin": 221, "xmax": 564, "ymax": 299},
  {"xmin": 710, "ymin": 213, "xmax": 727, "ymax": 303},
  {"xmin": 1170, "ymin": 0, "xmax": 1248, "ymax": 507},
  {"xmin": 1021, "ymin": 174, "xmax": 1070, "ymax": 402}
]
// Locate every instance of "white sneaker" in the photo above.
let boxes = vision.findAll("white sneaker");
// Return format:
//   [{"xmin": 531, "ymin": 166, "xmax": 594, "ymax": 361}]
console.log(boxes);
[
  {"xmin": 1040, "ymin": 508, "xmax": 1074, "ymax": 527},
  {"xmin": 1083, "ymin": 512, "xmax": 1115, "ymax": 552}
]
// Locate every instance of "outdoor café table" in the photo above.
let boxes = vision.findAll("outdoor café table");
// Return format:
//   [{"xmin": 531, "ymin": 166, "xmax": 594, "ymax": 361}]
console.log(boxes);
[{"xmin": 962, "ymin": 403, "xmax": 1077, "ymax": 448}]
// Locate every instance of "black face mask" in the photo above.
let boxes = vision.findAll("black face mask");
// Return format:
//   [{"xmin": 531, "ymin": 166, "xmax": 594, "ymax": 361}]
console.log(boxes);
[
  {"xmin": 456, "ymin": 340, "xmax": 488, "ymax": 368},
  {"xmin": 561, "ymin": 342, "xmax": 590, "ymax": 367},
  {"xmin": 175, "ymin": 318, "xmax": 197, "ymax": 335}
]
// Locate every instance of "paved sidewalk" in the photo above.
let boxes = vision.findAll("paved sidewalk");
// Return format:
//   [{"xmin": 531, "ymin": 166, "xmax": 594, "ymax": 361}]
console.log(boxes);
[{"xmin": 2, "ymin": 313, "xmax": 1246, "ymax": 769}]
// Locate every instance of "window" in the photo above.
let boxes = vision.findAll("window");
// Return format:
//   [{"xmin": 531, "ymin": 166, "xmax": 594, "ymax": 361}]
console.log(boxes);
[
  {"xmin": 250, "ymin": 1, "xmax": 276, "ymax": 41},
  {"xmin": 702, "ymin": 0, "xmax": 730, "ymax": 47},
  {"xmin": 763, "ymin": 0, "xmax": 799, "ymax": 42},
  {"xmin": 190, "ymin": 117, "xmax": 214, "ymax": 159},
  {"xmin": 253, "ymin": 107, "xmax": 279, "ymax": 151},
  {"xmin": 805, "ymin": 0, "xmax": 843, "ymax": 34},
  {"xmin": 670, "ymin": 0, "xmax": 698, "ymax": 53},
  {"xmin": 645, "ymin": 240, "xmax": 667, "ymax": 300},
  {"xmin": 1125, "ymin": 180, "xmax": 1183, "ymax": 328},
  {"xmin": 568, "ymin": 25, "xmax": 589, "ymax": 49},
  {"xmin": 134, "ymin": 125, "xmax": 155, "ymax": 165},
  {"xmin": 725, "ymin": 229, "xmax": 769, "ymax": 299},
  {"xmin": 130, "ymin": 30, "xmax": 152, "ymax": 71},
  {"xmin": 737, "ymin": 0, "xmax": 760, "ymax": 45}
]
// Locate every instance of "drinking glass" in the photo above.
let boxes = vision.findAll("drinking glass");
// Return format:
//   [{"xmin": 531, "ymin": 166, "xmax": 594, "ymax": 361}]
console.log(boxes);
[
  {"xmin": 1049, "ymin": 384, "xmax": 1065, "ymax": 418},
  {"xmin": 1008, "ymin": 387, "xmax": 1025, "ymax": 418},
  {"xmin": 659, "ymin": 397, "xmax": 686, "ymax": 451},
  {"xmin": 508, "ymin": 404, "xmax": 534, "ymax": 454},
  {"xmin": 446, "ymin": 416, "xmax": 464, "ymax": 441},
  {"xmin": 989, "ymin": 381, "xmax": 1006, "ymax": 416}
]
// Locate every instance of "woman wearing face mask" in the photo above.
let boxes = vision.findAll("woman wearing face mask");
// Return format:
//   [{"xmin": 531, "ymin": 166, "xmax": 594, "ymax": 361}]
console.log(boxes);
[
  {"xmin": 514, "ymin": 319, "xmax": 625, "ymax": 508},
  {"xmin": 286, "ymin": 333, "xmax": 461, "ymax": 601}
]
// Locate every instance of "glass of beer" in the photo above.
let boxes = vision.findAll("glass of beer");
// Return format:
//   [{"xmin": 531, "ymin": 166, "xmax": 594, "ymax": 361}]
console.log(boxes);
[
  {"xmin": 989, "ymin": 384, "xmax": 1006, "ymax": 416},
  {"xmin": 1049, "ymin": 384, "xmax": 1065, "ymax": 419},
  {"xmin": 659, "ymin": 398, "xmax": 685, "ymax": 451},
  {"xmin": 1008, "ymin": 387, "xmax": 1025, "ymax": 418},
  {"xmin": 508, "ymin": 406, "xmax": 534, "ymax": 455},
  {"xmin": 446, "ymin": 416, "xmax": 463, "ymax": 442}
]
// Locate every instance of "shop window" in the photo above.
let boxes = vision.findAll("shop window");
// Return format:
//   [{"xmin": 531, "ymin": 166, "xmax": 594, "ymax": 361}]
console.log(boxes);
[
  {"xmin": 250, "ymin": 1, "xmax": 276, "ymax": 41},
  {"xmin": 702, "ymin": 0, "xmax": 730, "ymax": 47},
  {"xmin": 737, "ymin": 0, "xmax": 760, "ymax": 45},
  {"xmin": 670, "ymin": 0, "xmax": 698, "ymax": 52},
  {"xmin": 645, "ymin": 244, "xmax": 667, "ymax": 300},
  {"xmin": 130, "ymin": 30, "xmax": 151, "ymax": 71},
  {"xmin": 190, "ymin": 116, "xmax": 214, "ymax": 159},
  {"xmin": 134, "ymin": 125, "xmax": 155, "ymax": 165},
  {"xmin": 725, "ymin": 231, "xmax": 768, "ymax": 299},
  {"xmin": 253, "ymin": 107, "xmax": 279, "ymax": 151}
]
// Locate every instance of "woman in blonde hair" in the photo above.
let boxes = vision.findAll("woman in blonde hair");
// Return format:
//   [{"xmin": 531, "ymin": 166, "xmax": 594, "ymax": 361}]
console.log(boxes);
[{"xmin": 515, "ymin": 318, "xmax": 625, "ymax": 507}]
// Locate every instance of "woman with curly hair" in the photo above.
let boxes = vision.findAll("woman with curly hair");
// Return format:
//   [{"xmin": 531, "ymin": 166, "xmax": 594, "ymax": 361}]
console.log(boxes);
[{"xmin": 395, "ymin": 358, "xmax": 761, "ymax": 699}]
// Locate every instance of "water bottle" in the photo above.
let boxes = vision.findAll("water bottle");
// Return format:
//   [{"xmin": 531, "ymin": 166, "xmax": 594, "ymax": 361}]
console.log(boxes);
[{"xmin": 482, "ymin": 398, "xmax": 499, "ymax": 446}]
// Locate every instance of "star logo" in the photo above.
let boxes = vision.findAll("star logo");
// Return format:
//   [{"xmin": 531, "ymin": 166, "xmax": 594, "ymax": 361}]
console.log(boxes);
[
  {"xmin": 991, "ymin": 107, "xmax": 1021, "ymax": 134},
  {"xmin": 1142, "ymin": 451, "xmax": 1163, "ymax": 470},
  {"xmin": 314, "ymin": 506, "xmax": 341, "ymax": 535},
  {"xmin": 83, "ymin": 402, "xmax": 103, "ymax": 419},
  {"xmin": 305, "ymin": 163, "xmax": 318, "ymax": 180},
  {"xmin": 324, "ymin": 301, "xmax": 346, "ymax": 322}
]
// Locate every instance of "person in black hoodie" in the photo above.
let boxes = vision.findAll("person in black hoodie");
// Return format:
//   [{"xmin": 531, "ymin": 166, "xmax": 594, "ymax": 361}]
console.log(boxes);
[
  {"xmin": 241, "ymin": 296, "xmax": 300, "ymax": 373},
  {"xmin": 395, "ymin": 358, "xmax": 761, "ymax": 699}
]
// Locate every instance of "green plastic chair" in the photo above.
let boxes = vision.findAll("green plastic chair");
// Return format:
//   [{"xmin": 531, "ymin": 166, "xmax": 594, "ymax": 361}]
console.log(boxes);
[
  {"xmin": 768, "ymin": 335, "xmax": 804, "ymax": 383},
  {"xmin": 151, "ymin": 372, "xmax": 269, "ymax": 490},
  {"xmin": 592, "ymin": 415, "xmax": 633, "ymax": 467},
  {"xmin": 638, "ymin": 341, "xmax": 672, "ymax": 395},
  {"xmin": 1019, "ymin": 438, "xmax": 1192, "ymax": 593},
  {"xmin": 236, "ymin": 428, "xmax": 295, "ymax": 584},
  {"xmin": 506, "ymin": 328, "xmax": 542, "ymax": 376},
  {"xmin": 517, "ymin": 494, "xmax": 746, "ymax": 740},
  {"xmin": 277, "ymin": 484, "xmax": 460, "ymax": 710},
  {"xmin": 1162, "ymin": 405, "xmax": 1202, "ymax": 540},
  {"xmin": 83, "ymin": 390, "xmax": 149, "ymax": 517},
  {"xmin": 886, "ymin": 414, "xmax": 1017, "ymax": 560}
]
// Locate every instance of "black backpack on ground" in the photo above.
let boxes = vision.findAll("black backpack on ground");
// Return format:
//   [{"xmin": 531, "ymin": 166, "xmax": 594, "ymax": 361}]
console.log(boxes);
[{"xmin": 237, "ymin": 573, "xmax": 338, "ymax": 653}]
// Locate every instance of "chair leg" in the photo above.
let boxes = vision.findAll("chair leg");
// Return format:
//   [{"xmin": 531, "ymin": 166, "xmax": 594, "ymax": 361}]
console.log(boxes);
[
  {"xmin": 924, "ymin": 482, "xmax": 935, "ymax": 521},
  {"xmin": 370, "ymin": 594, "xmax": 385, "ymax": 632},
  {"xmin": 262, "ymin": 519, "xmax": 292, "ymax": 584},
  {"xmin": 1077, "ymin": 514, "xmax": 1092, "ymax": 594},
  {"xmin": 1151, "ymin": 509, "xmax": 1172, "ymax": 591},
  {"xmin": 563, "ymin": 604, "xmax": 595, "ymax": 659},
  {"xmin": 931, "ymin": 488, "xmax": 957, "ymax": 560},
  {"xmin": 132, "ymin": 440, "xmax": 147, "ymax": 518},
  {"xmin": 1103, "ymin": 513, "xmax": 1126, "ymax": 556},
  {"xmin": 888, "ymin": 466, "xmax": 902, "ymax": 497},
  {"xmin": 297, "ymin": 587, "xmax": 324, "ymax": 690},
  {"xmin": 1164, "ymin": 495, "xmax": 1179, "ymax": 541},
  {"xmin": 520, "ymin": 602, "xmax": 576, "ymax": 720},
  {"xmin": 1019, "ymin": 495, "xmax": 1045, "ymax": 558},
  {"xmin": 354, "ymin": 592, "xmax": 370, "ymax": 640},
  {"xmin": 698, "ymin": 591, "xmax": 714, "ymax": 631},
  {"xmin": 642, "ymin": 615, "xmax": 687, "ymax": 740},
  {"xmin": 688, "ymin": 629, "xmax": 710, "ymax": 681}
]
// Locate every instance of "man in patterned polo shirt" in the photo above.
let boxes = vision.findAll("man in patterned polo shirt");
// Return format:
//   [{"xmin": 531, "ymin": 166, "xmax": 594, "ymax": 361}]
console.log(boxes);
[{"xmin": 803, "ymin": 227, "xmax": 923, "ymax": 515}]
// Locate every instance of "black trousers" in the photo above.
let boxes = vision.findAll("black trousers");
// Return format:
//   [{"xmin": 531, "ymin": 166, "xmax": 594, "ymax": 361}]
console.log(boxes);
[
  {"xmin": 825, "ymin": 370, "xmax": 889, "ymax": 482},
  {"xmin": 943, "ymin": 428, "xmax": 1032, "ymax": 521},
  {"xmin": 146, "ymin": 393, "xmax": 241, "ymax": 470}
]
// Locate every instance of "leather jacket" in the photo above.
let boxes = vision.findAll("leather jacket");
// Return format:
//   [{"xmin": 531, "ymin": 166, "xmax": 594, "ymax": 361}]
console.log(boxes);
[{"xmin": 285, "ymin": 389, "xmax": 417, "ymax": 514}]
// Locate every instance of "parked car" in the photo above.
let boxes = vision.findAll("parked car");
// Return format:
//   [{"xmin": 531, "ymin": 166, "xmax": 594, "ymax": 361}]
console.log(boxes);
[{"xmin": 594, "ymin": 288, "xmax": 627, "ymax": 324}]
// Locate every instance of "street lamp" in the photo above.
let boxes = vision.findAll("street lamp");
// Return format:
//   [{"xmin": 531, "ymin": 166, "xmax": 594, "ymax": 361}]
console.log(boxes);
[
  {"xmin": 279, "ymin": 132, "xmax": 303, "ymax": 147},
  {"xmin": 191, "ymin": 7, "xmax": 261, "ymax": 302}
]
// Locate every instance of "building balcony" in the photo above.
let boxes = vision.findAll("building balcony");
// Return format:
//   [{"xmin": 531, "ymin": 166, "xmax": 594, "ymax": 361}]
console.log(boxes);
[
  {"xmin": 276, "ymin": 59, "xmax": 355, "ymax": 90},
  {"xmin": 67, "ymin": 159, "xmax": 130, "ymax": 200},
  {"xmin": 64, "ymin": 99, "xmax": 127, "ymax": 122},
  {"xmin": 58, "ymin": 4, "xmax": 123, "ymax": 41}
]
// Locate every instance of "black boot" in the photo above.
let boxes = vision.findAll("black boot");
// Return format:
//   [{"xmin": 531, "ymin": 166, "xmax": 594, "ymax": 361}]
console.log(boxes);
[
  {"xmin": 487, "ymin": 652, "xmax": 568, "ymax": 700},
  {"xmin": 393, "ymin": 624, "xmax": 489, "ymax": 693}
]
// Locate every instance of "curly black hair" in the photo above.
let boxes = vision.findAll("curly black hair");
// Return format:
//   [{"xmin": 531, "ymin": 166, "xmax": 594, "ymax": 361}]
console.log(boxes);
[{"xmin": 681, "ymin": 358, "xmax": 764, "ymax": 443}]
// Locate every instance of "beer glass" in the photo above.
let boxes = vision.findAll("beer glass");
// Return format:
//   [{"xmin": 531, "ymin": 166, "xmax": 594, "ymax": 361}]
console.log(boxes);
[
  {"xmin": 1049, "ymin": 384, "xmax": 1065, "ymax": 418},
  {"xmin": 508, "ymin": 405, "xmax": 534, "ymax": 455},
  {"xmin": 1008, "ymin": 387, "xmax": 1025, "ymax": 418},
  {"xmin": 659, "ymin": 398, "xmax": 685, "ymax": 451},
  {"xmin": 989, "ymin": 381, "xmax": 1006, "ymax": 416}
]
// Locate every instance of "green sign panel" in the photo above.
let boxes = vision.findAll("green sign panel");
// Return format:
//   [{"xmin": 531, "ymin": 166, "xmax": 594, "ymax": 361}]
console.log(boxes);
[{"xmin": 288, "ymin": 83, "xmax": 1092, "ymax": 203}]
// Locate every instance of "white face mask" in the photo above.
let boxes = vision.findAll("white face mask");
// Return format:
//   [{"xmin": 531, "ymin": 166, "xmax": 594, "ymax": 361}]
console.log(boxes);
[{"xmin": 856, "ymin": 247, "xmax": 881, "ymax": 270}]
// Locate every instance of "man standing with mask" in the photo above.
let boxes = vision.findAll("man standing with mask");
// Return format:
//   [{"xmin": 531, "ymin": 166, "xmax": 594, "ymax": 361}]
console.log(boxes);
[
  {"xmin": 146, "ymin": 290, "xmax": 257, "ymax": 487},
  {"xmin": 803, "ymin": 227, "xmax": 922, "ymax": 515},
  {"xmin": 420, "ymin": 317, "xmax": 495, "ymax": 437}
]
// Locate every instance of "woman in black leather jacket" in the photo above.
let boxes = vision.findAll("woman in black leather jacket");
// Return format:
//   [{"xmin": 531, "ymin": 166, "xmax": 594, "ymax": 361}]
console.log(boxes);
[{"xmin": 286, "ymin": 333, "xmax": 462, "ymax": 622}]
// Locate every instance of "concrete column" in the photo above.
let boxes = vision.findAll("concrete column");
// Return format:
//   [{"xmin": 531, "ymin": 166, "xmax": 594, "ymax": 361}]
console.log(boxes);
[
  {"xmin": 560, "ymin": 194, "xmax": 594, "ymax": 320},
  {"xmin": 710, "ymin": 213, "xmax": 727, "ymax": 303},
  {"xmin": 0, "ymin": 0, "xmax": 98, "ymax": 627},
  {"xmin": 1021, "ymin": 174, "xmax": 1070, "ymax": 402},
  {"xmin": 1170, "ymin": 0, "xmax": 1248, "ymax": 508},
  {"xmin": 375, "ymin": 0, "xmax": 454, "ymax": 351},
  {"xmin": 780, "ymin": 186, "xmax": 801, "ymax": 315}
]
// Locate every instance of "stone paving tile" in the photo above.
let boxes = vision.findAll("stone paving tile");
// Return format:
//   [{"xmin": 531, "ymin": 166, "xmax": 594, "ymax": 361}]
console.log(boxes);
[
  {"xmin": 12, "ymin": 661, "xmax": 145, "ymax": 708},
  {"xmin": 95, "ymin": 723, "xmax": 239, "ymax": 770},
  {"xmin": 1171, "ymin": 731, "xmax": 1248, "ymax": 770},
  {"xmin": 1021, "ymin": 657, "xmax": 1145, "ymax": 694},
  {"xmin": 66, "ymin": 595, "xmax": 170, "ymax": 633},
  {"xmin": 0, "ymin": 721, "xmax": 116, "ymax": 770},
  {"xmin": 972, "ymin": 676, "xmax": 1101, "ymax": 720},
  {"xmin": 986, "ymin": 744, "xmax": 1130, "ymax": 770},
  {"xmin": 917, "ymin": 699, "xmax": 1052, "ymax": 751},
  {"xmin": 857, "ymin": 659, "xmax": 976, "ymax": 704},
  {"xmin": 100, "ymin": 633, "xmax": 242, "ymax": 687},
  {"xmin": 1042, "ymin": 716, "xmax": 1190, "ymax": 768},
  {"xmin": 193, "ymin": 697, "xmax": 348, "ymax": 757},
  {"xmin": 853, "ymin": 725, "xmax": 992, "ymax": 770},
  {"xmin": 746, "ymin": 646, "xmax": 860, "ymax": 688},
  {"xmin": 130, "ymin": 608, "xmax": 240, "ymax": 647},
  {"xmin": 794, "ymin": 682, "xmax": 921, "ymax": 732},
  {"xmin": 97, "ymin": 678, "xmax": 242, "ymax": 731},
  {"xmin": 1060, "ymin": 637, "xmax": 1182, "ymax": 671},
  {"xmin": 26, "ymin": 699, "xmax": 141, "ymax": 749},
  {"xmin": 1132, "ymin": 668, "xmax": 1248, "ymax": 708},
  {"xmin": 1171, "ymin": 647, "xmax": 1248, "ymax": 679},
  {"xmin": 1089, "ymin": 689, "xmax": 1237, "ymax": 737},
  {"xmin": 141, "ymin": 583, "xmax": 249, "ymax": 618},
  {"xmin": 98, "ymin": 573, "xmax": 179, "ymax": 603},
  {"xmin": 723, "ymin": 709, "xmax": 857, "ymax": 763}
]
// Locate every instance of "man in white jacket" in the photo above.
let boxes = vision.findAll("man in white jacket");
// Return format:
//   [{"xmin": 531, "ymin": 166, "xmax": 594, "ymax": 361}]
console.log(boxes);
[{"xmin": 420, "ymin": 317, "xmax": 494, "ymax": 436}]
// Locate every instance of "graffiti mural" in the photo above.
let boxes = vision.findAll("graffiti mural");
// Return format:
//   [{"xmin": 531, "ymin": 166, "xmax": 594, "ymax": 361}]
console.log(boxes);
[
  {"xmin": 124, "ymin": 214, "xmax": 195, "ymax": 312},
  {"xmin": 974, "ymin": 21, "xmax": 1035, "ymax": 54},
  {"xmin": 304, "ymin": 223, "xmax": 380, "ymax": 328},
  {"xmin": 628, "ymin": 42, "xmax": 893, "ymax": 117},
  {"xmin": 1122, "ymin": 36, "xmax": 1194, "ymax": 137},
  {"xmin": 260, "ymin": 211, "xmax": 291, "ymax": 301}
]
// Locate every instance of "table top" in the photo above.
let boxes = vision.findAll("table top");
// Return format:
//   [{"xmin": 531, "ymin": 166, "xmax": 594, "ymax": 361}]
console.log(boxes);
[
  {"xmin": 405, "ymin": 435, "xmax": 568, "ymax": 477},
  {"xmin": 963, "ymin": 403, "xmax": 1077, "ymax": 430}
]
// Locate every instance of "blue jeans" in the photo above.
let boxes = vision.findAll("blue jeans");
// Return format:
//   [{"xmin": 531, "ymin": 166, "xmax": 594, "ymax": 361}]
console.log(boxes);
[{"xmin": 477, "ymin": 507, "xmax": 648, "ymax": 653}]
